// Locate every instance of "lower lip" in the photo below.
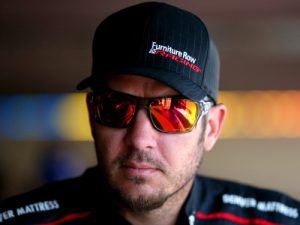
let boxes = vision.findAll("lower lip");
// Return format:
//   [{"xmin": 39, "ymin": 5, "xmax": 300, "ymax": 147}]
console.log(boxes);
[{"xmin": 122, "ymin": 166, "xmax": 158, "ymax": 176}]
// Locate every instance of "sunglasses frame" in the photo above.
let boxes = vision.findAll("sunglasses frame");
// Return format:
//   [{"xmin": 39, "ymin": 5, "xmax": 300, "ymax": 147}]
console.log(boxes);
[{"xmin": 89, "ymin": 88, "xmax": 213, "ymax": 133}]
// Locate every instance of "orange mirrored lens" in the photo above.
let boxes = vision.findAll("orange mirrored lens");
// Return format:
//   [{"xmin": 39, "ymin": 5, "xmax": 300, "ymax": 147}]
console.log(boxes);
[
  {"xmin": 93, "ymin": 91, "xmax": 199, "ymax": 133},
  {"xmin": 94, "ymin": 92, "xmax": 136, "ymax": 127},
  {"xmin": 150, "ymin": 98, "xmax": 198, "ymax": 132}
]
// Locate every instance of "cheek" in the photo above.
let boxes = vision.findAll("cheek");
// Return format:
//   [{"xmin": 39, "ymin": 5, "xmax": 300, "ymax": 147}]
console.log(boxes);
[
  {"xmin": 93, "ymin": 125, "xmax": 126, "ymax": 163},
  {"xmin": 160, "ymin": 131, "xmax": 203, "ymax": 170}
]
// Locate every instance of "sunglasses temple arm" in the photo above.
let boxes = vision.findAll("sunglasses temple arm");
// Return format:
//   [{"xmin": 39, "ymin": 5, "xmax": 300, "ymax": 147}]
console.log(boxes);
[{"xmin": 200, "ymin": 100, "xmax": 213, "ymax": 116}]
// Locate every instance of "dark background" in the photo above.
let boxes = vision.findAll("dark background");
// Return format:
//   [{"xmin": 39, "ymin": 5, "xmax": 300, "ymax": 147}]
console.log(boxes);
[{"xmin": 1, "ymin": 0, "xmax": 299, "ymax": 93}]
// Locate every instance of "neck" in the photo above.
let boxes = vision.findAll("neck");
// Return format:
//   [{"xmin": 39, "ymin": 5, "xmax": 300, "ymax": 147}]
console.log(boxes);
[{"xmin": 119, "ymin": 179, "xmax": 193, "ymax": 225}]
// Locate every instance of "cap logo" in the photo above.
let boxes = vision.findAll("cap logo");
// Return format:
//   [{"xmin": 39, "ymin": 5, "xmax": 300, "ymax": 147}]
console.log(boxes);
[{"xmin": 149, "ymin": 41, "xmax": 202, "ymax": 73}]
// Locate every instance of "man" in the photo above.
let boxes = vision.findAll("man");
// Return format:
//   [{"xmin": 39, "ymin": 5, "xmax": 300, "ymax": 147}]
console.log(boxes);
[{"xmin": 0, "ymin": 2, "xmax": 299, "ymax": 225}]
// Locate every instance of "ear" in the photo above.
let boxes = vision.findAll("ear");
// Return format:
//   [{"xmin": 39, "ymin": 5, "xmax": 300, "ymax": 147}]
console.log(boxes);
[
  {"xmin": 86, "ymin": 93, "xmax": 96, "ymax": 138},
  {"xmin": 203, "ymin": 104, "xmax": 227, "ymax": 152}
]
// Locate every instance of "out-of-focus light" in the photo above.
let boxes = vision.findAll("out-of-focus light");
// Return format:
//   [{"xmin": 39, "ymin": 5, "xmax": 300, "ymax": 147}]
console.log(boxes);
[
  {"xmin": 0, "ymin": 95, "xmax": 61, "ymax": 140},
  {"xmin": 219, "ymin": 90, "xmax": 300, "ymax": 138},
  {"xmin": 55, "ymin": 94, "xmax": 90, "ymax": 141}
]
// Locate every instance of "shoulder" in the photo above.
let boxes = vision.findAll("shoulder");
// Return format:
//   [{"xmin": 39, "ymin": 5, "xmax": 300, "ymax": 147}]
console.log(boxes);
[
  {"xmin": 196, "ymin": 175, "xmax": 300, "ymax": 205},
  {"xmin": 0, "ymin": 167, "xmax": 103, "ymax": 224},
  {"xmin": 188, "ymin": 175, "xmax": 300, "ymax": 224}
]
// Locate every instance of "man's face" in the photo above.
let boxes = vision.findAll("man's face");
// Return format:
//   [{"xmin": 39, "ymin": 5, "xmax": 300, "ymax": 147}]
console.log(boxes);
[{"xmin": 90, "ymin": 74, "xmax": 206, "ymax": 211}]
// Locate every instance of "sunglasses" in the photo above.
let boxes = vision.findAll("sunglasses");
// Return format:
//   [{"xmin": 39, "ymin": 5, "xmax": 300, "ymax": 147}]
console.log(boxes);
[{"xmin": 89, "ymin": 89, "xmax": 213, "ymax": 133}]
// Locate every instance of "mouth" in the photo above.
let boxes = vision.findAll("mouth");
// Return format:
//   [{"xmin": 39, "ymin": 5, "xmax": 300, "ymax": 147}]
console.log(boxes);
[{"xmin": 121, "ymin": 161, "xmax": 159, "ymax": 176}]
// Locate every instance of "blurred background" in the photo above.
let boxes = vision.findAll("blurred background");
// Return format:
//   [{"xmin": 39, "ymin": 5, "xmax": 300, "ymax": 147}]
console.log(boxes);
[{"xmin": 0, "ymin": 0, "xmax": 299, "ymax": 200}]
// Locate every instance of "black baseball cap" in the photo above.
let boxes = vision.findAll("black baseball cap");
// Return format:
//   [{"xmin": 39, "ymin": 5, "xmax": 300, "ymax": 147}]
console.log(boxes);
[{"xmin": 77, "ymin": 2, "xmax": 220, "ymax": 104}]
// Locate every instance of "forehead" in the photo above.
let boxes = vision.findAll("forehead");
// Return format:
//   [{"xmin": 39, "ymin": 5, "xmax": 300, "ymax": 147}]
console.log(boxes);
[{"xmin": 104, "ymin": 74, "xmax": 180, "ymax": 97}]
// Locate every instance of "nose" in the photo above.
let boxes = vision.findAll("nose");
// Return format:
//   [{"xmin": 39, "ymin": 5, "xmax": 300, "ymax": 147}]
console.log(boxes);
[{"xmin": 124, "ymin": 109, "xmax": 158, "ymax": 150}]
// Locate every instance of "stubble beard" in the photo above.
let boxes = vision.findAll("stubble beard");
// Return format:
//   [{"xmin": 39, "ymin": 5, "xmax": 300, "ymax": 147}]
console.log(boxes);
[
  {"xmin": 101, "ymin": 149, "xmax": 172, "ymax": 212},
  {"xmin": 115, "ymin": 164, "xmax": 197, "ymax": 213},
  {"xmin": 98, "ymin": 145, "xmax": 204, "ymax": 213}
]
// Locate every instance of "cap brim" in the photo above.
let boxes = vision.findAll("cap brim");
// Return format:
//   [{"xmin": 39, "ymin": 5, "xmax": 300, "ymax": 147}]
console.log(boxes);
[
  {"xmin": 76, "ymin": 76, "xmax": 92, "ymax": 90},
  {"xmin": 76, "ymin": 68, "xmax": 207, "ymax": 102}
]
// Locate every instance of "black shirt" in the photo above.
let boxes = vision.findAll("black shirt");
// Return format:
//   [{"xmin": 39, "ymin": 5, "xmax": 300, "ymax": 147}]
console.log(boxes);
[{"xmin": 0, "ymin": 167, "xmax": 299, "ymax": 224}]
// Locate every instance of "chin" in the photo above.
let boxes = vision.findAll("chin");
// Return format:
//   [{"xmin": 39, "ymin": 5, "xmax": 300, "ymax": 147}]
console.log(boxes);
[
  {"xmin": 110, "ymin": 176, "xmax": 169, "ymax": 211},
  {"xmin": 116, "ymin": 184, "xmax": 168, "ymax": 212}
]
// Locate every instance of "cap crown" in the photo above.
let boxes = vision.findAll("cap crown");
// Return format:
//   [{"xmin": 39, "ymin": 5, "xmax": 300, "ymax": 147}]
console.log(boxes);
[{"xmin": 78, "ymin": 2, "xmax": 220, "ymax": 103}]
